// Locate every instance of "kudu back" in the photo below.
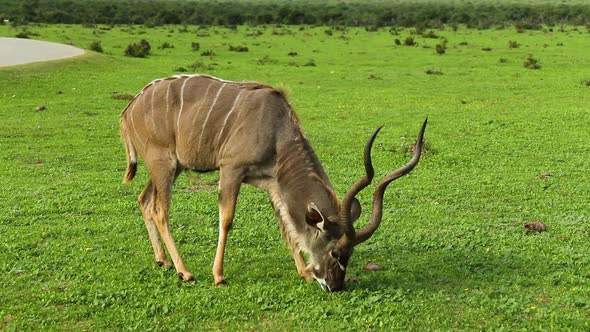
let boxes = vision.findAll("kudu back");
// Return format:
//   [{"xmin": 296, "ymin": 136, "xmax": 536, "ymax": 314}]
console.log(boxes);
[{"xmin": 120, "ymin": 74, "xmax": 427, "ymax": 291}]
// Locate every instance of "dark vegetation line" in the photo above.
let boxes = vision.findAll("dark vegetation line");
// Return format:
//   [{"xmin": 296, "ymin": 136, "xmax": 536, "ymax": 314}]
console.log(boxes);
[{"xmin": 0, "ymin": 0, "xmax": 589, "ymax": 29}]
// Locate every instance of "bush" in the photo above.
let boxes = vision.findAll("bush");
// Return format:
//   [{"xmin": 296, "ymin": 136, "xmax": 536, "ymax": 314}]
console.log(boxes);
[
  {"xmin": 125, "ymin": 39, "xmax": 151, "ymax": 58},
  {"xmin": 422, "ymin": 30, "xmax": 438, "ymax": 38},
  {"xmin": 15, "ymin": 31, "xmax": 31, "ymax": 39},
  {"xmin": 287, "ymin": 51, "xmax": 298, "ymax": 56},
  {"xmin": 435, "ymin": 39, "xmax": 447, "ymax": 55},
  {"xmin": 524, "ymin": 54, "xmax": 541, "ymax": 69},
  {"xmin": 228, "ymin": 45, "xmax": 248, "ymax": 52},
  {"xmin": 303, "ymin": 59, "xmax": 316, "ymax": 67},
  {"xmin": 111, "ymin": 93, "xmax": 134, "ymax": 100},
  {"xmin": 256, "ymin": 55, "xmax": 277, "ymax": 65},
  {"xmin": 394, "ymin": 38, "xmax": 401, "ymax": 45},
  {"xmin": 89, "ymin": 41, "xmax": 103, "ymax": 53},
  {"xmin": 191, "ymin": 42, "xmax": 200, "ymax": 51},
  {"xmin": 508, "ymin": 40, "xmax": 520, "ymax": 49},
  {"xmin": 188, "ymin": 61, "xmax": 214, "ymax": 71},
  {"xmin": 404, "ymin": 36, "xmax": 416, "ymax": 46},
  {"xmin": 582, "ymin": 80, "xmax": 590, "ymax": 87},
  {"xmin": 425, "ymin": 69, "xmax": 443, "ymax": 75},
  {"xmin": 158, "ymin": 42, "xmax": 174, "ymax": 49},
  {"xmin": 200, "ymin": 50, "xmax": 216, "ymax": 57}
]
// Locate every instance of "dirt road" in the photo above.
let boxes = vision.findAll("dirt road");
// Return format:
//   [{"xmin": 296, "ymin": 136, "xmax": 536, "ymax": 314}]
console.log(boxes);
[{"xmin": 0, "ymin": 37, "xmax": 85, "ymax": 67}]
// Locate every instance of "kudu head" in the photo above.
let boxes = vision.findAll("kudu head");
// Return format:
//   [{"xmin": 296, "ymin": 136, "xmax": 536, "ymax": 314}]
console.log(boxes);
[{"xmin": 304, "ymin": 119, "xmax": 427, "ymax": 291}]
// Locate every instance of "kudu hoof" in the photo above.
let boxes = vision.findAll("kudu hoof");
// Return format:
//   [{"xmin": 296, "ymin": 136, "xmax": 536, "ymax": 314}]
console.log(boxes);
[
  {"xmin": 214, "ymin": 277, "xmax": 227, "ymax": 287},
  {"xmin": 177, "ymin": 271, "xmax": 194, "ymax": 281}
]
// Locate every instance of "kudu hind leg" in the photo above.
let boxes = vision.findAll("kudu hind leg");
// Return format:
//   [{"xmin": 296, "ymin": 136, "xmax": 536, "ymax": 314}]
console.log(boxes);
[
  {"xmin": 138, "ymin": 180, "xmax": 171, "ymax": 268},
  {"xmin": 212, "ymin": 167, "xmax": 244, "ymax": 285},
  {"xmin": 149, "ymin": 161, "xmax": 194, "ymax": 281}
]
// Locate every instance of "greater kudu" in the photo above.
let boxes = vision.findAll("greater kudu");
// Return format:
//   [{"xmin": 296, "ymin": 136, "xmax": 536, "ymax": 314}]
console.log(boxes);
[{"xmin": 120, "ymin": 74, "xmax": 426, "ymax": 291}]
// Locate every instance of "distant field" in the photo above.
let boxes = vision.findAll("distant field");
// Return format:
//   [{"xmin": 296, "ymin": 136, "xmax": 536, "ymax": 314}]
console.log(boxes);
[{"xmin": 0, "ymin": 24, "xmax": 589, "ymax": 331}]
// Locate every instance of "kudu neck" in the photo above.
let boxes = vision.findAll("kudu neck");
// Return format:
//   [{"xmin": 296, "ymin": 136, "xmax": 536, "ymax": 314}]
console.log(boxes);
[{"xmin": 275, "ymin": 127, "xmax": 338, "ymax": 213}]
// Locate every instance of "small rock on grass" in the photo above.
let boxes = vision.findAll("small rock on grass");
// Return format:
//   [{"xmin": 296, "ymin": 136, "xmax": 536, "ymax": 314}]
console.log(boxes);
[
  {"xmin": 363, "ymin": 262, "xmax": 383, "ymax": 271},
  {"xmin": 524, "ymin": 221, "xmax": 547, "ymax": 233}
]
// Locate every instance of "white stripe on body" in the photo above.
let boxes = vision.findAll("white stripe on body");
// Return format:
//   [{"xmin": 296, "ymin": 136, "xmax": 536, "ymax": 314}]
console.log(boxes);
[
  {"xmin": 164, "ymin": 82, "xmax": 171, "ymax": 133},
  {"xmin": 176, "ymin": 76, "xmax": 195, "ymax": 142},
  {"xmin": 215, "ymin": 90, "xmax": 243, "ymax": 146},
  {"xmin": 149, "ymin": 82, "xmax": 158, "ymax": 133},
  {"xmin": 197, "ymin": 83, "xmax": 227, "ymax": 153},
  {"xmin": 187, "ymin": 81, "xmax": 215, "ymax": 144},
  {"xmin": 128, "ymin": 102, "xmax": 146, "ymax": 149}
]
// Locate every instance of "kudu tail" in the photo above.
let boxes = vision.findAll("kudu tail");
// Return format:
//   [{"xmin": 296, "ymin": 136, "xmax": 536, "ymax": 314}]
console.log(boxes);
[{"xmin": 120, "ymin": 119, "xmax": 138, "ymax": 184}]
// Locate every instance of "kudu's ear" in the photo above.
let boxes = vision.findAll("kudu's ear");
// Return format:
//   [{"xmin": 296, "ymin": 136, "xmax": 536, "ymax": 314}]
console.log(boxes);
[
  {"xmin": 306, "ymin": 202, "xmax": 325, "ymax": 230},
  {"xmin": 350, "ymin": 198, "xmax": 362, "ymax": 223}
]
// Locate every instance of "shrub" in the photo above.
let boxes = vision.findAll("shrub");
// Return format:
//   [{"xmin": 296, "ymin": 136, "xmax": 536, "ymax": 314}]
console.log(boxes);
[
  {"xmin": 125, "ymin": 39, "xmax": 151, "ymax": 58},
  {"xmin": 303, "ymin": 59, "xmax": 316, "ymax": 67},
  {"xmin": 425, "ymin": 69, "xmax": 443, "ymax": 75},
  {"xmin": 15, "ymin": 31, "xmax": 31, "ymax": 39},
  {"xmin": 245, "ymin": 30, "xmax": 263, "ymax": 37},
  {"xmin": 188, "ymin": 61, "xmax": 215, "ymax": 71},
  {"xmin": 111, "ymin": 93, "xmax": 134, "ymax": 100},
  {"xmin": 481, "ymin": 47, "xmax": 493, "ymax": 51},
  {"xmin": 287, "ymin": 51, "xmax": 298, "ymax": 56},
  {"xmin": 435, "ymin": 39, "xmax": 447, "ymax": 55},
  {"xmin": 256, "ymin": 55, "xmax": 277, "ymax": 65},
  {"xmin": 89, "ymin": 41, "xmax": 103, "ymax": 53},
  {"xmin": 423, "ymin": 30, "xmax": 438, "ymax": 38},
  {"xmin": 508, "ymin": 40, "xmax": 520, "ymax": 48},
  {"xmin": 228, "ymin": 45, "xmax": 248, "ymax": 52},
  {"xmin": 159, "ymin": 42, "xmax": 174, "ymax": 49},
  {"xmin": 394, "ymin": 38, "xmax": 401, "ymax": 45},
  {"xmin": 200, "ymin": 50, "xmax": 216, "ymax": 57},
  {"xmin": 191, "ymin": 42, "xmax": 200, "ymax": 51},
  {"xmin": 524, "ymin": 54, "xmax": 541, "ymax": 69},
  {"xmin": 404, "ymin": 36, "xmax": 416, "ymax": 46}
]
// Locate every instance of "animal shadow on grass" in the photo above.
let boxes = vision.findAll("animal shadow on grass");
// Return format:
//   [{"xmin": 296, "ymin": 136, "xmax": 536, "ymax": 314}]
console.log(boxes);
[{"xmin": 347, "ymin": 247, "xmax": 530, "ymax": 292}]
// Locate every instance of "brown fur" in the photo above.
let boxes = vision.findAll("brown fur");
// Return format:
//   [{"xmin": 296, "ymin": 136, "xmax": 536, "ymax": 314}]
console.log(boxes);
[
  {"xmin": 119, "ymin": 73, "xmax": 426, "ymax": 291},
  {"xmin": 120, "ymin": 74, "xmax": 339, "ymax": 285}
]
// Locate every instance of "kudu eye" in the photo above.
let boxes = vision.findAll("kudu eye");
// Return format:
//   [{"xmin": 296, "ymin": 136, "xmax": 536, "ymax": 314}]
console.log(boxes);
[{"xmin": 330, "ymin": 250, "xmax": 339, "ymax": 260}]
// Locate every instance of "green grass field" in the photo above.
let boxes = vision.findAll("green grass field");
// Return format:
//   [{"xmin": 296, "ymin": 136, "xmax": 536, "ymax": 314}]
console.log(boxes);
[{"xmin": 1, "ymin": 23, "xmax": 589, "ymax": 331}]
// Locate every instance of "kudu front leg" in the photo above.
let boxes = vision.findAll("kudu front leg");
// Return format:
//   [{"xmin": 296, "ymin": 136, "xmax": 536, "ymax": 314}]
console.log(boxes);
[
  {"xmin": 291, "ymin": 248, "xmax": 315, "ymax": 282},
  {"xmin": 212, "ymin": 168, "xmax": 243, "ymax": 286}
]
